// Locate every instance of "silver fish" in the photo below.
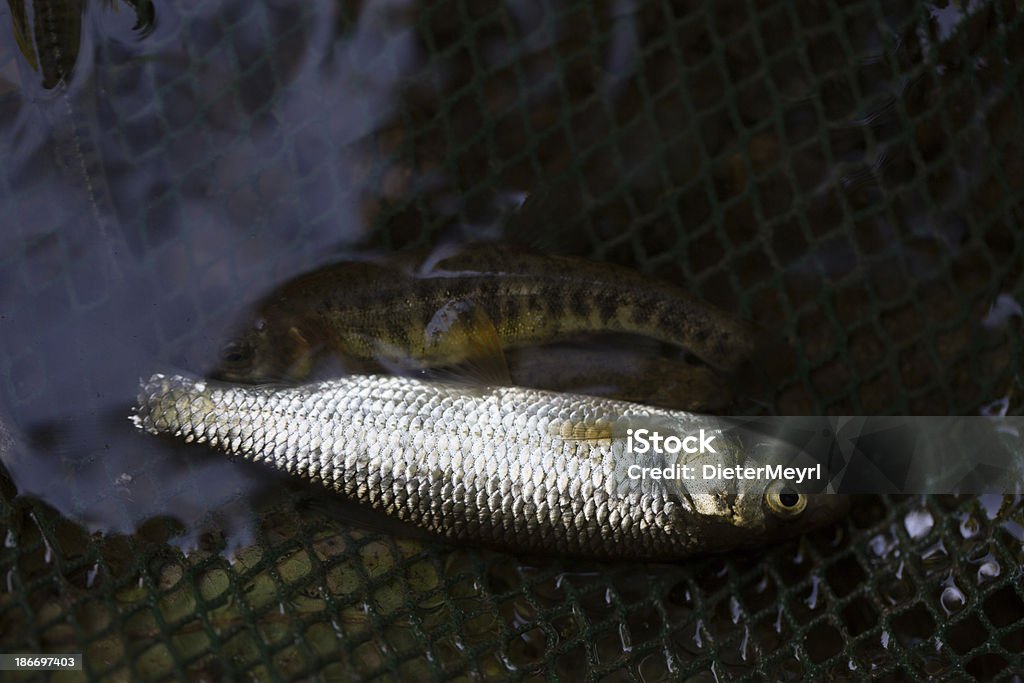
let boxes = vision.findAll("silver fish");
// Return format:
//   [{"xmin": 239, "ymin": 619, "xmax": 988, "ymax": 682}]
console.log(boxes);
[{"xmin": 133, "ymin": 374, "xmax": 847, "ymax": 560}]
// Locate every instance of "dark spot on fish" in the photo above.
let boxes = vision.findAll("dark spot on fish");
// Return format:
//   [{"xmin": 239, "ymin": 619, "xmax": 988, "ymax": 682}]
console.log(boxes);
[
  {"xmin": 631, "ymin": 305, "xmax": 654, "ymax": 327},
  {"xmin": 596, "ymin": 292, "xmax": 620, "ymax": 322},
  {"xmin": 481, "ymin": 279, "xmax": 501, "ymax": 302},
  {"xmin": 523, "ymin": 293, "xmax": 539, "ymax": 315},
  {"xmin": 538, "ymin": 295, "xmax": 557, "ymax": 322},
  {"xmin": 387, "ymin": 317, "xmax": 409, "ymax": 347},
  {"xmin": 505, "ymin": 297, "xmax": 521, "ymax": 325}
]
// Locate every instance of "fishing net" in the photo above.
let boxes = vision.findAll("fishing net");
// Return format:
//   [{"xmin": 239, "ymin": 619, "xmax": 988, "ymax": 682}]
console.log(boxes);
[{"xmin": 1, "ymin": 0, "xmax": 1023, "ymax": 680}]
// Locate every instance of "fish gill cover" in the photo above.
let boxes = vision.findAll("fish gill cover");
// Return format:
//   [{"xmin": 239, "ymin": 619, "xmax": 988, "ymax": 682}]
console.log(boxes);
[{"xmin": 0, "ymin": 0, "xmax": 1023, "ymax": 681}]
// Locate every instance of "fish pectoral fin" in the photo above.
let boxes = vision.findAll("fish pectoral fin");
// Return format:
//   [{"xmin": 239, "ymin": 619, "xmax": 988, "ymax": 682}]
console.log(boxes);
[
  {"xmin": 284, "ymin": 326, "xmax": 316, "ymax": 379},
  {"xmin": 423, "ymin": 299, "xmax": 512, "ymax": 387},
  {"xmin": 352, "ymin": 336, "xmax": 428, "ymax": 377}
]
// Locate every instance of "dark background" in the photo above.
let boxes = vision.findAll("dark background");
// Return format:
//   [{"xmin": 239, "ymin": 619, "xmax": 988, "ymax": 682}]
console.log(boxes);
[{"xmin": 0, "ymin": 0, "xmax": 1022, "ymax": 679}]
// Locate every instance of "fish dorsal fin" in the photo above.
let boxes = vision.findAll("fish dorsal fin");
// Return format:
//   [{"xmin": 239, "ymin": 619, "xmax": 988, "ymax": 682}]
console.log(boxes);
[{"xmin": 423, "ymin": 299, "xmax": 512, "ymax": 387}]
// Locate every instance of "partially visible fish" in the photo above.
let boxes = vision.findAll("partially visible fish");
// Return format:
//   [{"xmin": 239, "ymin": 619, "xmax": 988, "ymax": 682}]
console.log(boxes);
[
  {"xmin": 214, "ymin": 244, "xmax": 756, "ymax": 385},
  {"xmin": 8, "ymin": 0, "xmax": 81, "ymax": 89},
  {"xmin": 7, "ymin": 0, "xmax": 154, "ymax": 89},
  {"xmin": 133, "ymin": 373, "xmax": 847, "ymax": 560}
]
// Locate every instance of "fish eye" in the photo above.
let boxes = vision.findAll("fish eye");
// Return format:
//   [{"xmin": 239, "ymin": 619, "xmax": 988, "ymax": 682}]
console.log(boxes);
[
  {"xmin": 219, "ymin": 339, "xmax": 251, "ymax": 366},
  {"xmin": 765, "ymin": 481, "xmax": 807, "ymax": 519}
]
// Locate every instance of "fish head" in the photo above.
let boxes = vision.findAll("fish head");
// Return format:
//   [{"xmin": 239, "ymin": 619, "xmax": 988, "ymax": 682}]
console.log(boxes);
[
  {"xmin": 661, "ymin": 459, "xmax": 849, "ymax": 555},
  {"xmin": 213, "ymin": 322, "xmax": 315, "ymax": 383},
  {"xmin": 615, "ymin": 414, "xmax": 850, "ymax": 554},
  {"xmin": 729, "ymin": 480, "xmax": 850, "ymax": 544},
  {"xmin": 214, "ymin": 328, "xmax": 265, "ymax": 382},
  {"xmin": 666, "ymin": 481, "xmax": 849, "ymax": 555},
  {"xmin": 679, "ymin": 426, "xmax": 851, "ymax": 552}
]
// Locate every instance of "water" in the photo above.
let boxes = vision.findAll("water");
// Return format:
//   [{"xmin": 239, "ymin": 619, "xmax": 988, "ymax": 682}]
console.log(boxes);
[
  {"xmin": 1, "ymin": 0, "xmax": 425, "ymax": 545},
  {"xmin": 2, "ymin": 0, "xmax": 1024, "ymax": 680}
]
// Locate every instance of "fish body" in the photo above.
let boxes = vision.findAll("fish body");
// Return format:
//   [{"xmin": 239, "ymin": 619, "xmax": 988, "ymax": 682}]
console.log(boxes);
[
  {"xmin": 134, "ymin": 373, "xmax": 846, "ymax": 560},
  {"xmin": 216, "ymin": 245, "xmax": 756, "ymax": 384}
]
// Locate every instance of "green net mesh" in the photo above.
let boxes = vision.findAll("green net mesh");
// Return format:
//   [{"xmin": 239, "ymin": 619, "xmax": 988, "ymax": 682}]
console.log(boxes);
[{"xmin": 1, "ymin": 0, "xmax": 1023, "ymax": 680}]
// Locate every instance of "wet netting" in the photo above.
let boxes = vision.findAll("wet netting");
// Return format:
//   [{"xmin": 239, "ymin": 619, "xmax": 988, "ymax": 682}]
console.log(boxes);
[{"xmin": 1, "ymin": 0, "xmax": 1024, "ymax": 680}]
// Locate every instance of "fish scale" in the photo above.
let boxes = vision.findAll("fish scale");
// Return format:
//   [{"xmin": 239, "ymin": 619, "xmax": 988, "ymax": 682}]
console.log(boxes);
[{"xmin": 133, "ymin": 373, "xmax": 847, "ymax": 560}]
